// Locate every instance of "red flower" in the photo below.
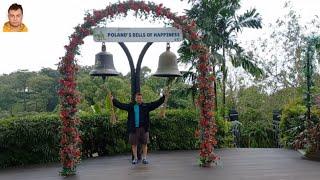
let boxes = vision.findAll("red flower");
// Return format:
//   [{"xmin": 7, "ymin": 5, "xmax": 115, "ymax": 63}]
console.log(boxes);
[
  {"xmin": 60, "ymin": 110, "xmax": 68, "ymax": 118},
  {"xmin": 166, "ymin": 11, "xmax": 173, "ymax": 19},
  {"xmin": 106, "ymin": 7, "xmax": 114, "ymax": 16},
  {"xmin": 155, "ymin": 4, "xmax": 163, "ymax": 16},
  {"xmin": 93, "ymin": 10, "xmax": 102, "ymax": 19},
  {"xmin": 60, "ymin": 135, "xmax": 68, "ymax": 145},
  {"xmin": 129, "ymin": 2, "xmax": 139, "ymax": 11},
  {"xmin": 190, "ymin": 20, "xmax": 196, "ymax": 28},
  {"xmin": 200, "ymin": 119, "xmax": 209, "ymax": 127},
  {"xmin": 73, "ymin": 149, "xmax": 81, "ymax": 157},
  {"xmin": 117, "ymin": 3, "xmax": 126, "ymax": 13},
  {"xmin": 73, "ymin": 135, "xmax": 82, "ymax": 144},
  {"xmin": 190, "ymin": 32, "xmax": 198, "ymax": 40},
  {"xmin": 64, "ymin": 160, "xmax": 74, "ymax": 168},
  {"xmin": 198, "ymin": 64, "xmax": 207, "ymax": 71},
  {"xmin": 143, "ymin": 6, "xmax": 150, "ymax": 13},
  {"xmin": 190, "ymin": 44, "xmax": 201, "ymax": 51},
  {"xmin": 199, "ymin": 95, "xmax": 205, "ymax": 102}
]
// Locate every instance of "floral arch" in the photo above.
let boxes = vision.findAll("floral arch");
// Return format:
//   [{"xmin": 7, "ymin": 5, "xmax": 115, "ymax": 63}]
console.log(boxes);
[{"xmin": 58, "ymin": 0, "xmax": 217, "ymax": 176}]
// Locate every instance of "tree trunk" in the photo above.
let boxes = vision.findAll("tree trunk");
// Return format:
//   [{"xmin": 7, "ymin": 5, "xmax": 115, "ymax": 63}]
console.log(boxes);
[
  {"xmin": 10, "ymin": 106, "xmax": 13, "ymax": 117},
  {"xmin": 159, "ymin": 93, "xmax": 169, "ymax": 118},
  {"xmin": 23, "ymin": 89, "xmax": 27, "ymax": 112},
  {"xmin": 159, "ymin": 86, "xmax": 171, "ymax": 118},
  {"xmin": 108, "ymin": 91, "xmax": 117, "ymax": 124},
  {"xmin": 222, "ymin": 46, "xmax": 226, "ymax": 118},
  {"xmin": 213, "ymin": 65, "xmax": 218, "ymax": 111}
]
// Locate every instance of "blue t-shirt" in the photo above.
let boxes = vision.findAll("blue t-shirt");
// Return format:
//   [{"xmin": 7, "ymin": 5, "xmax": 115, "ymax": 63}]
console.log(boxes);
[{"xmin": 134, "ymin": 104, "xmax": 139, "ymax": 127}]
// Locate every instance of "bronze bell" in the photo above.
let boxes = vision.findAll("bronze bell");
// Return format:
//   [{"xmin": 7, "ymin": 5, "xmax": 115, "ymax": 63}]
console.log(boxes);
[
  {"xmin": 90, "ymin": 43, "xmax": 120, "ymax": 78},
  {"xmin": 153, "ymin": 43, "xmax": 182, "ymax": 77}
]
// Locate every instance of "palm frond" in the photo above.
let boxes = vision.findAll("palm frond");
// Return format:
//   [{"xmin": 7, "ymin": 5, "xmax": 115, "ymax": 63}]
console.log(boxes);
[
  {"xmin": 230, "ymin": 54, "xmax": 263, "ymax": 78},
  {"xmin": 230, "ymin": 8, "xmax": 262, "ymax": 33},
  {"xmin": 210, "ymin": 51, "xmax": 224, "ymax": 65}
]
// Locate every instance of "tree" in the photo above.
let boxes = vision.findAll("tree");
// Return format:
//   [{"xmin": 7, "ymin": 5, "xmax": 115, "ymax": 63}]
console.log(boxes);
[
  {"xmin": 39, "ymin": 68, "xmax": 60, "ymax": 111},
  {"xmin": 246, "ymin": 1, "xmax": 320, "ymax": 93},
  {"xmin": 299, "ymin": 35, "xmax": 320, "ymax": 123},
  {"xmin": 28, "ymin": 74, "xmax": 57, "ymax": 112},
  {"xmin": 0, "ymin": 85, "xmax": 16, "ymax": 116},
  {"xmin": 181, "ymin": 0, "xmax": 263, "ymax": 117},
  {"xmin": 236, "ymin": 86, "xmax": 274, "ymax": 147},
  {"xmin": 10, "ymin": 70, "xmax": 36, "ymax": 112},
  {"xmin": 140, "ymin": 66, "xmax": 152, "ymax": 85}
]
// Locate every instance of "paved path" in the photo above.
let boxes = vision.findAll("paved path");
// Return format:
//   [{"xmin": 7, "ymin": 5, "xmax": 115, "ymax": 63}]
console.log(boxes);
[{"xmin": 0, "ymin": 148, "xmax": 320, "ymax": 180}]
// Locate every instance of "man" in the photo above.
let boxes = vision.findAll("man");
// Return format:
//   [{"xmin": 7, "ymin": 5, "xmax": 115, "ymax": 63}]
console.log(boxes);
[
  {"xmin": 112, "ymin": 93, "xmax": 165, "ymax": 164},
  {"xmin": 3, "ymin": 3, "xmax": 28, "ymax": 32}
]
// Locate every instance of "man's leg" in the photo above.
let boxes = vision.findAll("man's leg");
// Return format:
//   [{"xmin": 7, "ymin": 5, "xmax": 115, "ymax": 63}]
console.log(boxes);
[
  {"xmin": 142, "ymin": 131, "xmax": 149, "ymax": 164},
  {"xmin": 142, "ymin": 144, "xmax": 147, "ymax": 159},
  {"xmin": 132, "ymin": 144, "xmax": 138, "ymax": 160},
  {"xmin": 142, "ymin": 144, "xmax": 149, "ymax": 164},
  {"xmin": 129, "ymin": 132, "xmax": 139, "ymax": 164},
  {"xmin": 137, "ymin": 144, "xmax": 142, "ymax": 160},
  {"xmin": 131, "ymin": 144, "xmax": 138, "ymax": 164}
]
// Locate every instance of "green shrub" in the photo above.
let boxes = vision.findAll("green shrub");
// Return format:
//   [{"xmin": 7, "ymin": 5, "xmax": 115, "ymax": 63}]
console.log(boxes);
[
  {"xmin": 149, "ymin": 109, "xmax": 198, "ymax": 150},
  {"xmin": 0, "ymin": 114, "xmax": 60, "ymax": 167},
  {"xmin": 79, "ymin": 113, "xmax": 130, "ymax": 157},
  {"xmin": 215, "ymin": 115, "xmax": 233, "ymax": 148},
  {"xmin": 240, "ymin": 121, "xmax": 275, "ymax": 148},
  {"xmin": 1, "ymin": 109, "xmax": 217, "ymax": 168},
  {"xmin": 0, "ymin": 108, "xmax": 232, "ymax": 168},
  {"xmin": 280, "ymin": 100, "xmax": 320, "ymax": 148},
  {"xmin": 237, "ymin": 107, "xmax": 276, "ymax": 148},
  {"xmin": 280, "ymin": 101, "xmax": 306, "ymax": 148}
]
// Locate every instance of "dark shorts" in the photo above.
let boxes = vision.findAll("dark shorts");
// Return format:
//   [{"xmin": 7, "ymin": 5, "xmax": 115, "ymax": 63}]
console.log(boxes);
[{"xmin": 129, "ymin": 127, "xmax": 150, "ymax": 145}]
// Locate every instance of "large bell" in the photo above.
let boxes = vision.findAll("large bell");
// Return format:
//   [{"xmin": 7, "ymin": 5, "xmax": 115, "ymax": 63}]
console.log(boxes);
[
  {"xmin": 90, "ymin": 43, "xmax": 120, "ymax": 78},
  {"xmin": 153, "ymin": 43, "xmax": 182, "ymax": 77}
]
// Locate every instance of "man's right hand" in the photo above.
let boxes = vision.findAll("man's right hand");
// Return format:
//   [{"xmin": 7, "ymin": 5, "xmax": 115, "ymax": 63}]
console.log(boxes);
[
  {"xmin": 109, "ymin": 92, "xmax": 114, "ymax": 100},
  {"xmin": 164, "ymin": 89, "xmax": 170, "ymax": 97}
]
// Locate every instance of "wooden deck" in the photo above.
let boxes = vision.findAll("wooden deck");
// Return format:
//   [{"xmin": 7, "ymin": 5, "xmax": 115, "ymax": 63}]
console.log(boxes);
[{"xmin": 0, "ymin": 148, "xmax": 319, "ymax": 180}]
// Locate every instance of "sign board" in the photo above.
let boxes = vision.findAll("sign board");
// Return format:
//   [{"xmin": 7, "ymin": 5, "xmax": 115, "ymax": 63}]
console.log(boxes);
[{"xmin": 93, "ymin": 27, "xmax": 183, "ymax": 42}]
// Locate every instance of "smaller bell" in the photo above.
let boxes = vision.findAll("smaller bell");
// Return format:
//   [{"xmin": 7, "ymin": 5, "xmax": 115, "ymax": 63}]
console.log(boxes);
[
  {"xmin": 153, "ymin": 43, "xmax": 182, "ymax": 77},
  {"xmin": 90, "ymin": 43, "xmax": 120, "ymax": 78}
]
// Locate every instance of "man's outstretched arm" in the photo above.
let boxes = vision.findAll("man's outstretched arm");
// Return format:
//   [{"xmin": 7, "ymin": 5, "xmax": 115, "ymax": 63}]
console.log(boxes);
[
  {"xmin": 111, "ymin": 95, "xmax": 130, "ymax": 111},
  {"xmin": 146, "ymin": 95, "xmax": 165, "ymax": 111}
]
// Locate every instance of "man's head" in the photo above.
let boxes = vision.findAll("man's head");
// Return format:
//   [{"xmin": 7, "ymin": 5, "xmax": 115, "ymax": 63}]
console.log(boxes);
[
  {"xmin": 7, "ymin": 3, "xmax": 23, "ymax": 28},
  {"xmin": 135, "ymin": 93, "xmax": 143, "ymax": 104}
]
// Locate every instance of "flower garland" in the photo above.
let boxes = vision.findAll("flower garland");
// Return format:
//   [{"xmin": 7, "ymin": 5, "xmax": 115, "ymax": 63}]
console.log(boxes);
[
  {"xmin": 296, "ymin": 107, "xmax": 320, "ymax": 149},
  {"xmin": 192, "ymin": 46, "xmax": 219, "ymax": 166},
  {"xmin": 294, "ymin": 38, "xmax": 320, "ymax": 157},
  {"xmin": 294, "ymin": 110, "xmax": 320, "ymax": 156},
  {"xmin": 58, "ymin": 0, "xmax": 218, "ymax": 175}
]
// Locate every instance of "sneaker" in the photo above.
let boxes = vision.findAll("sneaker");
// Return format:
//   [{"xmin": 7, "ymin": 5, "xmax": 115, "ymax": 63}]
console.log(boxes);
[
  {"xmin": 142, "ymin": 159, "xmax": 149, "ymax": 164},
  {"xmin": 132, "ymin": 159, "xmax": 138, "ymax": 164}
]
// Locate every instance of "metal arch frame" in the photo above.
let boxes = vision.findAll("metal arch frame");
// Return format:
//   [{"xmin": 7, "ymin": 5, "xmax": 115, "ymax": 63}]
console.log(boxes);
[{"xmin": 118, "ymin": 42, "xmax": 153, "ymax": 102}]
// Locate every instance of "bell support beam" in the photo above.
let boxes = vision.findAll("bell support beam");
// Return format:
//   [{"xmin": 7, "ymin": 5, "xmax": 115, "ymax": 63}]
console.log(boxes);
[
  {"xmin": 118, "ymin": 42, "xmax": 153, "ymax": 102},
  {"xmin": 136, "ymin": 42, "xmax": 153, "ymax": 94},
  {"xmin": 118, "ymin": 42, "xmax": 136, "ymax": 102}
]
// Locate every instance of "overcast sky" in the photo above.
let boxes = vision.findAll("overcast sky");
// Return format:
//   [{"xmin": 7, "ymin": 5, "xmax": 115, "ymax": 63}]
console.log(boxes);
[{"xmin": 0, "ymin": 0, "xmax": 319, "ymax": 75}]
